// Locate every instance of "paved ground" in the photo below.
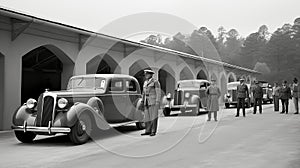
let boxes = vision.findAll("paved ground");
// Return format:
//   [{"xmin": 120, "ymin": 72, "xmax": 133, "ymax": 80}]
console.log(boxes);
[{"xmin": 1, "ymin": 101, "xmax": 300, "ymax": 168}]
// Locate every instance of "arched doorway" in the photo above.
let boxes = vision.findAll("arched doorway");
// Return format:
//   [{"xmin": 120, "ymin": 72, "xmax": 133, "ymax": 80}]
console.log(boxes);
[
  {"xmin": 180, "ymin": 67, "xmax": 194, "ymax": 80},
  {"xmin": 21, "ymin": 45, "xmax": 74, "ymax": 103},
  {"xmin": 0, "ymin": 53, "xmax": 4, "ymax": 130},
  {"xmin": 129, "ymin": 59, "xmax": 150, "ymax": 91},
  {"xmin": 159, "ymin": 64, "xmax": 175, "ymax": 96},
  {"xmin": 197, "ymin": 69, "xmax": 208, "ymax": 79},
  {"xmin": 228, "ymin": 73, "xmax": 235, "ymax": 83},
  {"xmin": 86, "ymin": 54, "xmax": 120, "ymax": 74}
]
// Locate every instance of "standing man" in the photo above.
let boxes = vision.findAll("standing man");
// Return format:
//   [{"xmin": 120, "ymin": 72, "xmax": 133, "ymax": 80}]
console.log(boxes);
[
  {"xmin": 279, "ymin": 80, "xmax": 291, "ymax": 114},
  {"xmin": 252, "ymin": 80, "xmax": 263, "ymax": 114},
  {"xmin": 141, "ymin": 69, "xmax": 161, "ymax": 136},
  {"xmin": 206, "ymin": 78, "xmax": 221, "ymax": 121},
  {"xmin": 292, "ymin": 78, "xmax": 299, "ymax": 114},
  {"xmin": 272, "ymin": 82, "xmax": 280, "ymax": 111},
  {"xmin": 236, "ymin": 78, "xmax": 249, "ymax": 117}
]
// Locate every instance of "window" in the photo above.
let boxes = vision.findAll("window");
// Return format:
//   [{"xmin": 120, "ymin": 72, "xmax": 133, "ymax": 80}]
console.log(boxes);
[
  {"xmin": 126, "ymin": 80, "xmax": 137, "ymax": 92},
  {"xmin": 109, "ymin": 79, "xmax": 123, "ymax": 92}
]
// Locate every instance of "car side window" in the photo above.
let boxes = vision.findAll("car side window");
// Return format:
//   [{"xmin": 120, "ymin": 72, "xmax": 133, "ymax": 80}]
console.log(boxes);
[
  {"xmin": 109, "ymin": 79, "xmax": 124, "ymax": 92},
  {"xmin": 126, "ymin": 80, "xmax": 137, "ymax": 92}
]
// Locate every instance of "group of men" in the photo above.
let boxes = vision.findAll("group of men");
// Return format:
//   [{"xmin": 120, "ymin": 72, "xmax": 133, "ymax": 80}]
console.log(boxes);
[
  {"xmin": 272, "ymin": 78, "xmax": 299, "ymax": 114},
  {"xmin": 235, "ymin": 77, "xmax": 300, "ymax": 117}
]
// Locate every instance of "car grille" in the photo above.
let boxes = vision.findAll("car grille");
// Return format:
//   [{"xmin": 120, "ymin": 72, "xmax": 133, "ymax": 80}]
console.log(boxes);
[
  {"xmin": 36, "ymin": 95, "xmax": 55, "ymax": 127},
  {"xmin": 231, "ymin": 90, "xmax": 237, "ymax": 101}
]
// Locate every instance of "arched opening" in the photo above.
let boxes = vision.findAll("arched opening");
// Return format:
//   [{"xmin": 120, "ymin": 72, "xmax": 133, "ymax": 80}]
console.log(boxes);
[
  {"xmin": 180, "ymin": 67, "xmax": 194, "ymax": 80},
  {"xmin": 86, "ymin": 54, "xmax": 120, "ymax": 74},
  {"xmin": 129, "ymin": 59, "xmax": 150, "ymax": 91},
  {"xmin": 220, "ymin": 74, "xmax": 227, "ymax": 103},
  {"xmin": 21, "ymin": 45, "xmax": 74, "ymax": 103},
  {"xmin": 228, "ymin": 73, "xmax": 235, "ymax": 83},
  {"xmin": 197, "ymin": 69, "xmax": 208, "ymax": 80},
  {"xmin": 159, "ymin": 64, "xmax": 175, "ymax": 96},
  {"xmin": 0, "ymin": 53, "xmax": 4, "ymax": 130}
]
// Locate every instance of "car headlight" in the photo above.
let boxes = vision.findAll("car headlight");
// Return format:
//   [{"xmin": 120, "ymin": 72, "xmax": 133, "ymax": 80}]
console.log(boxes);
[
  {"xmin": 226, "ymin": 93, "xmax": 231, "ymax": 98},
  {"xmin": 26, "ymin": 98, "xmax": 37, "ymax": 109},
  {"xmin": 185, "ymin": 92, "xmax": 190, "ymax": 98},
  {"xmin": 58, "ymin": 98, "xmax": 68, "ymax": 109},
  {"xmin": 166, "ymin": 93, "xmax": 172, "ymax": 99}
]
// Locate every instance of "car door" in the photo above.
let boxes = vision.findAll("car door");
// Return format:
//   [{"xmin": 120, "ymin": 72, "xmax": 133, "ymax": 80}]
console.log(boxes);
[
  {"xmin": 125, "ymin": 79, "xmax": 141, "ymax": 121},
  {"xmin": 104, "ymin": 78, "xmax": 127, "ymax": 123},
  {"xmin": 199, "ymin": 81, "xmax": 209, "ymax": 108}
]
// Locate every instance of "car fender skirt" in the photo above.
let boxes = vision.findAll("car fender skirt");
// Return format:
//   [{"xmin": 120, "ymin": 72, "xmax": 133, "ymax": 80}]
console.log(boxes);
[{"xmin": 65, "ymin": 103, "xmax": 110, "ymax": 130}]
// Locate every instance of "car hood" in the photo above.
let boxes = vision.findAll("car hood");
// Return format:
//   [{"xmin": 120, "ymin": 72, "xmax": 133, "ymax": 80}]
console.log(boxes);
[{"xmin": 43, "ymin": 89, "xmax": 106, "ymax": 97}]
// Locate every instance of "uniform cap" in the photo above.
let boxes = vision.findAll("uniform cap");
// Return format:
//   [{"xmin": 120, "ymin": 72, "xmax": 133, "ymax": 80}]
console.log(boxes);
[{"xmin": 239, "ymin": 78, "xmax": 245, "ymax": 81}]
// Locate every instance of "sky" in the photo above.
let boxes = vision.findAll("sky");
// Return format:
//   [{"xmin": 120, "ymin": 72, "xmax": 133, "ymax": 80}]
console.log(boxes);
[{"xmin": 0, "ymin": 0, "xmax": 299, "ymax": 41}]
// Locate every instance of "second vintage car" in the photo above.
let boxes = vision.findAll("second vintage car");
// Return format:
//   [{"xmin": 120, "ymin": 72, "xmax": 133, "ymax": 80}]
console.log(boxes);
[
  {"xmin": 162, "ymin": 79, "xmax": 210, "ymax": 116},
  {"xmin": 12, "ymin": 74, "xmax": 145, "ymax": 144},
  {"xmin": 224, "ymin": 81, "xmax": 251, "ymax": 108}
]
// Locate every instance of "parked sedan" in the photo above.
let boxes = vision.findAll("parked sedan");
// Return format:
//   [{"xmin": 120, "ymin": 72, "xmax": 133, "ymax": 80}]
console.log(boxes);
[
  {"xmin": 224, "ymin": 82, "xmax": 251, "ymax": 108},
  {"xmin": 12, "ymin": 74, "xmax": 145, "ymax": 144},
  {"xmin": 162, "ymin": 80, "xmax": 210, "ymax": 116}
]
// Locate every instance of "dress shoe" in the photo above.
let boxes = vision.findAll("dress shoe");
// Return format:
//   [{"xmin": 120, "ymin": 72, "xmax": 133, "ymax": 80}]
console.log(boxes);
[
  {"xmin": 214, "ymin": 119, "xmax": 218, "ymax": 121},
  {"xmin": 253, "ymin": 112, "xmax": 256, "ymax": 114},
  {"xmin": 294, "ymin": 112, "xmax": 299, "ymax": 114},
  {"xmin": 235, "ymin": 115, "xmax": 239, "ymax": 117},
  {"xmin": 150, "ymin": 133, "xmax": 156, "ymax": 136},
  {"xmin": 207, "ymin": 119, "xmax": 211, "ymax": 121},
  {"xmin": 280, "ymin": 112, "xmax": 285, "ymax": 114},
  {"xmin": 141, "ymin": 133, "xmax": 150, "ymax": 136}
]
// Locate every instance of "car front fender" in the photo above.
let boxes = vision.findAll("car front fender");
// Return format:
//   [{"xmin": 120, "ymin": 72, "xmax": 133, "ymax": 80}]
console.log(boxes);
[
  {"xmin": 53, "ymin": 103, "xmax": 110, "ymax": 130},
  {"xmin": 12, "ymin": 105, "xmax": 36, "ymax": 126}
]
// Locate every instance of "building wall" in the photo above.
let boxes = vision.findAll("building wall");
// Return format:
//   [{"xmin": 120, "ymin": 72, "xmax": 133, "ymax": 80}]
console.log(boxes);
[{"xmin": 0, "ymin": 12, "xmax": 258, "ymax": 130}]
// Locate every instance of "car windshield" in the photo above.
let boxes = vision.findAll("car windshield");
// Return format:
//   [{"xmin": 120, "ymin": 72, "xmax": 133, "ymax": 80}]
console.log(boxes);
[{"xmin": 67, "ymin": 77, "xmax": 106, "ymax": 90}]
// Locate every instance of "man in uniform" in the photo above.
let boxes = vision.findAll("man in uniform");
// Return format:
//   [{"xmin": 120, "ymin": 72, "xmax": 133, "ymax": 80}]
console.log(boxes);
[
  {"xmin": 279, "ymin": 80, "xmax": 291, "ymax": 114},
  {"xmin": 236, "ymin": 78, "xmax": 249, "ymax": 117},
  {"xmin": 141, "ymin": 69, "xmax": 161, "ymax": 136},
  {"xmin": 252, "ymin": 80, "xmax": 263, "ymax": 114}
]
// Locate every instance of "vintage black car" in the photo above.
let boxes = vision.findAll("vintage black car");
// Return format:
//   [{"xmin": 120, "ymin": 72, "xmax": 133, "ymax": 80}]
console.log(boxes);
[
  {"xmin": 162, "ymin": 80, "xmax": 210, "ymax": 116},
  {"xmin": 224, "ymin": 82, "xmax": 251, "ymax": 108},
  {"xmin": 260, "ymin": 81, "xmax": 273, "ymax": 104},
  {"xmin": 12, "ymin": 74, "xmax": 145, "ymax": 144}
]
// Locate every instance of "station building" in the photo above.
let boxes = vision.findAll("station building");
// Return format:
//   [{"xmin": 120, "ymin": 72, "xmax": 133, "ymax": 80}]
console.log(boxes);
[{"xmin": 0, "ymin": 7, "xmax": 259, "ymax": 130}]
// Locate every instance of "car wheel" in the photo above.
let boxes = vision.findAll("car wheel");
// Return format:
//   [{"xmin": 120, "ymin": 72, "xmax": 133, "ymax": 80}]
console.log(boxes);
[
  {"xmin": 14, "ymin": 131, "xmax": 36, "ymax": 143},
  {"xmin": 136, "ymin": 122, "xmax": 145, "ymax": 130},
  {"xmin": 163, "ymin": 108, "xmax": 171, "ymax": 117},
  {"xmin": 69, "ymin": 113, "xmax": 92, "ymax": 145},
  {"xmin": 225, "ymin": 103, "xmax": 230, "ymax": 108}
]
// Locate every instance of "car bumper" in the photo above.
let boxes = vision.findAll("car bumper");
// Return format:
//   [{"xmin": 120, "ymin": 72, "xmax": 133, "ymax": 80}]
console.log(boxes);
[{"xmin": 12, "ymin": 122, "xmax": 71, "ymax": 134}]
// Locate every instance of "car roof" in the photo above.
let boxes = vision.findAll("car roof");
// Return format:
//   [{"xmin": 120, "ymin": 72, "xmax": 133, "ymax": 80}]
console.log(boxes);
[{"xmin": 70, "ymin": 74, "xmax": 135, "ymax": 80}]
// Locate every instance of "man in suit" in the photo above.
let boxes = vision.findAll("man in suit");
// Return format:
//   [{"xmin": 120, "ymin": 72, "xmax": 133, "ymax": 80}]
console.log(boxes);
[
  {"xmin": 272, "ymin": 82, "xmax": 280, "ymax": 111},
  {"xmin": 279, "ymin": 80, "xmax": 291, "ymax": 114},
  {"xmin": 141, "ymin": 69, "xmax": 161, "ymax": 136},
  {"xmin": 236, "ymin": 78, "xmax": 249, "ymax": 117},
  {"xmin": 292, "ymin": 78, "xmax": 299, "ymax": 114},
  {"xmin": 252, "ymin": 80, "xmax": 263, "ymax": 114}
]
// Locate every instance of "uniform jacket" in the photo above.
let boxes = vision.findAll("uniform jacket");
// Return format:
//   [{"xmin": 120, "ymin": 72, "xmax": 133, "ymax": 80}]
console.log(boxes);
[
  {"xmin": 279, "ymin": 86, "xmax": 291, "ymax": 100},
  {"xmin": 237, "ymin": 84, "xmax": 249, "ymax": 98},
  {"xmin": 252, "ymin": 85, "xmax": 263, "ymax": 99},
  {"xmin": 142, "ymin": 78, "xmax": 161, "ymax": 106},
  {"xmin": 292, "ymin": 83, "xmax": 300, "ymax": 98}
]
